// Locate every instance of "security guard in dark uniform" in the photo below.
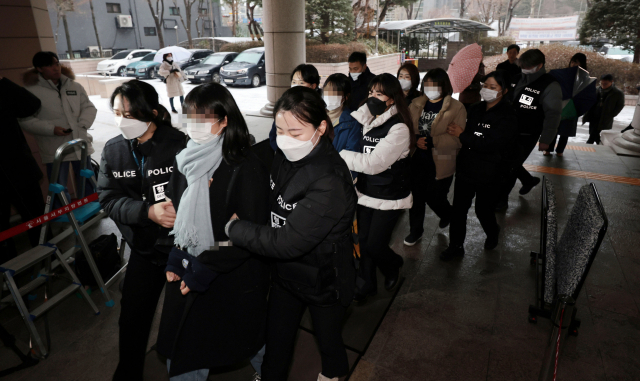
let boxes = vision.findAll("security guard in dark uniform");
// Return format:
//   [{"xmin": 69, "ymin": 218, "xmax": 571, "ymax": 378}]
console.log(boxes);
[{"xmin": 97, "ymin": 80, "xmax": 186, "ymax": 381}]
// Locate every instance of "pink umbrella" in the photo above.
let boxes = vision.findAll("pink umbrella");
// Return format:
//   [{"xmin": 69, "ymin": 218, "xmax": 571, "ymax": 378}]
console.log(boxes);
[{"xmin": 447, "ymin": 43, "xmax": 483, "ymax": 93}]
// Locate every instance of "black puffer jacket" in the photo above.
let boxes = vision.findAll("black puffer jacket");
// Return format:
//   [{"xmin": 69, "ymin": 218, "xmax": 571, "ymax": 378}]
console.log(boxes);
[
  {"xmin": 97, "ymin": 124, "xmax": 186, "ymax": 260},
  {"xmin": 347, "ymin": 67, "xmax": 376, "ymax": 112},
  {"xmin": 228, "ymin": 137, "xmax": 358, "ymax": 307},
  {"xmin": 456, "ymin": 99, "xmax": 518, "ymax": 184}
]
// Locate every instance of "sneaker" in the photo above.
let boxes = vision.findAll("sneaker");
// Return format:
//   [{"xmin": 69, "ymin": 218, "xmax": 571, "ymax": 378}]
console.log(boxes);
[
  {"xmin": 403, "ymin": 233, "xmax": 422, "ymax": 246},
  {"xmin": 484, "ymin": 225, "xmax": 500, "ymax": 250},
  {"xmin": 171, "ymin": 109, "xmax": 178, "ymax": 114},
  {"xmin": 519, "ymin": 177, "xmax": 541, "ymax": 195},
  {"xmin": 438, "ymin": 216, "xmax": 451, "ymax": 229},
  {"xmin": 439, "ymin": 245, "xmax": 465, "ymax": 261},
  {"xmin": 251, "ymin": 372, "xmax": 261, "ymax": 381}
]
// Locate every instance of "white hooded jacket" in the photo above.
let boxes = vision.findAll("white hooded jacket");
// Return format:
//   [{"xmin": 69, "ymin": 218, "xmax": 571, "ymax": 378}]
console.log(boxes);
[{"xmin": 19, "ymin": 67, "xmax": 96, "ymax": 164}]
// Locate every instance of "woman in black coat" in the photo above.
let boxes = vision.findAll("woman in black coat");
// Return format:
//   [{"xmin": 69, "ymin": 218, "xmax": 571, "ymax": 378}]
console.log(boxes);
[
  {"xmin": 440, "ymin": 70, "xmax": 518, "ymax": 261},
  {"xmin": 156, "ymin": 83, "xmax": 271, "ymax": 380},
  {"xmin": 226, "ymin": 87, "xmax": 358, "ymax": 381}
]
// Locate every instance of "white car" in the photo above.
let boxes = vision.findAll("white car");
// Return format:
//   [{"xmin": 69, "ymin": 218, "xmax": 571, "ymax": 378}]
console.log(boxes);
[
  {"xmin": 97, "ymin": 49, "xmax": 156, "ymax": 76},
  {"xmin": 599, "ymin": 45, "xmax": 634, "ymax": 63}
]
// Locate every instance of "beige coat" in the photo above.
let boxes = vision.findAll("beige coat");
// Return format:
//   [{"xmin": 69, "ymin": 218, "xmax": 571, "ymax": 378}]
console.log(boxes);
[
  {"xmin": 159, "ymin": 61, "xmax": 185, "ymax": 98},
  {"xmin": 409, "ymin": 94, "xmax": 467, "ymax": 180}
]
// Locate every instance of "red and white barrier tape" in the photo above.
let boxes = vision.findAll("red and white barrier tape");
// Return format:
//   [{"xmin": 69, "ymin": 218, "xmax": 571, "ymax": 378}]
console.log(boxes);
[
  {"xmin": 553, "ymin": 307, "xmax": 565, "ymax": 381},
  {"xmin": 0, "ymin": 193, "xmax": 99, "ymax": 243}
]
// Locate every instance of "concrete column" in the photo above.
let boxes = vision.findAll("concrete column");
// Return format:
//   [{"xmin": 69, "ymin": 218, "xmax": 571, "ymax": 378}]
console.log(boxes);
[
  {"xmin": 259, "ymin": 0, "xmax": 305, "ymax": 117},
  {"xmin": 0, "ymin": 0, "xmax": 57, "ymax": 83}
]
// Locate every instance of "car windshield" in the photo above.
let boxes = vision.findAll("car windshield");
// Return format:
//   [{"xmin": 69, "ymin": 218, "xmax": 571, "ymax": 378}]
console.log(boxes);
[
  {"xmin": 111, "ymin": 51, "xmax": 130, "ymax": 60},
  {"xmin": 142, "ymin": 53, "xmax": 156, "ymax": 61},
  {"xmin": 203, "ymin": 55, "xmax": 225, "ymax": 65},
  {"xmin": 233, "ymin": 52, "xmax": 262, "ymax": 64},
  {"xmin": 608, "ymin": 47, "xmax": 632, "ymax": 55}
]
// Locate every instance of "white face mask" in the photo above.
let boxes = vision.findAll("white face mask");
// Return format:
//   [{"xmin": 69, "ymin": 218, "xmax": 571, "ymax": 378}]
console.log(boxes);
[
  {"xmin": 521, "ymin": 66, "xmax": 539, "ymax": 75},
  {"xmin": 480, "ymin": 88, "xmax": 502, "ymax": 103},
  {"xmin": 167, "ymin": 56, "xmax": 173, "ymax": 62},
  {"xmin": 424, "ymin": 86, "xmax": 441, "ymax": 100},
  {"xmin": 186, "ymin": 118, "xmax": 222, "ymax": 144},
  {"xmin": 323, "ymin": 95, "xmax": 343, "ymax": 111},
  {"xmin": 276, "ymin": 129, "xmax": 319, "ymax": 162},
  {"xmin": 350, "ymin": 72, "xmax": 362, "ymax": 81},
  {"xmin": 115, "ymin": 116, "xmax": 151, "ymax": 140},
  {"xmin": 399, "ymin": 79, "xmax": 412, "ymax": 91}
]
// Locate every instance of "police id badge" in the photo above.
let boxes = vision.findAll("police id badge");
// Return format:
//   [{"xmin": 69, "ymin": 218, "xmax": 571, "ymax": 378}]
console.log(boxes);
[
  {"xmin": 152, "ymin": 182, "xmax": 168, "ymax": 201},
  {"xmin": 271, "ymin": 212, "xmax": 286, "ymax": 228}
]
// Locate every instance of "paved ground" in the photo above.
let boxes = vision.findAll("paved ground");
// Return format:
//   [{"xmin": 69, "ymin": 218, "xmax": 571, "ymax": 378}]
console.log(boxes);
[{"xmin": 2, "ymin": 78, "xmax": 640, "ymax": 380}]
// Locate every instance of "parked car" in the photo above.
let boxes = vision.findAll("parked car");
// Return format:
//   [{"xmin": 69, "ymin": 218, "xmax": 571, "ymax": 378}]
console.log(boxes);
[
  {"xmin": 125, "ymin": 52, "xmax": 161, "ymax": 79},
  {"xmin": 97, "ymin": 49, "xmax": 155, "ymax": 76},
  {"xmin": 176, "ymin": 49, "xmax": 214, "ymax": 71},
  {"xmin": 184, "ymin": 52, "xmax": 239, "ymax": 84},
  {"xmin": 219, "ymin": 47, "xmax": 266, "ymax": 88},
  {"xmin": 599, "ymin": 45, "xmax": 634, "ymax": 62}
]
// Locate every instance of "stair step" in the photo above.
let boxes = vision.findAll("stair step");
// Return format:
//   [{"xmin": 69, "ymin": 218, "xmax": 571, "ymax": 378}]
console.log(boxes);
[
  {"xmin": 0, "ymin": 276, "xmax": 47, "ymax": 304},
  {"xmin": 29, "ymin": 283, "xmax": 81, "ymax": 321},
  {"xmin": 0, "ymin": 245, "xmax": 57, "ymax": 277}
]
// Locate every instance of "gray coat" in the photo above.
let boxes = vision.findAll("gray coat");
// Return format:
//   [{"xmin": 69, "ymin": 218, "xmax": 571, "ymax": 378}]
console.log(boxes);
[{"xmin": 583, "ymin": 85, "xmax": 626, "ymax": 131}]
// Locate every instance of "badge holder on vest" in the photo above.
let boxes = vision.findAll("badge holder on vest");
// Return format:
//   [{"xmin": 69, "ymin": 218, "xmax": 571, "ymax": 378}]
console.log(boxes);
[{"xmin": 0, "ymin": 140, "xmax": 122, "ymax": 359}]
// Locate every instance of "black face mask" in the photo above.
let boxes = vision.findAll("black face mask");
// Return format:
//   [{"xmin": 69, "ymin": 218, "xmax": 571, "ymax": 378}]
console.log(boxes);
[{"xmin": 366, "ymin": 97, "xmax": 388, "ymax": 116}]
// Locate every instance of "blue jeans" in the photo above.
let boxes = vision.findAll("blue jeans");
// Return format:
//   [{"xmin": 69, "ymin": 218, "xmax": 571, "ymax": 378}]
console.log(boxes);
[
  {"xmin": 45, "ymin": 157, "xmax": 95, "ymax": 209},
  {"xmin": 166, "ymin": 359, "xmax": 209, "ymax": 381}
]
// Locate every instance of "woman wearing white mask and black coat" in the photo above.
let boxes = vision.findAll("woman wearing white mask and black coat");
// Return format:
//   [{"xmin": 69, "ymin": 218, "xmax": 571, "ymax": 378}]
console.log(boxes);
[
  {"xmin": 226, "ymin": 87, "xmax": 358, "ymax": 381},
  {"xmin": 440, "ymin": 71, "xmax": 518, "ymax": 261},
  {"xmin": 339, "ymin": 73, "xmax": 416, "ymax": 302},
  {"xmin": 156, "ymin": 83, "xmax": 271, "ymax": 380},
  {"xmin": 98, "ymin": 80, "xmax": 186, "ymax": 380}
]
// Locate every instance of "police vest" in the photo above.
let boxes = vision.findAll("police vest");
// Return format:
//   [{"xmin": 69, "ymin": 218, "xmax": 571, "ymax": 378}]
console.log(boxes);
[
  {"xmin": 512, "ymin": 74, "xmax": 556, "ymax": 136},
  {"xmin": 356, "ymin": 115, "xmax": 411, "ymax": 200}
]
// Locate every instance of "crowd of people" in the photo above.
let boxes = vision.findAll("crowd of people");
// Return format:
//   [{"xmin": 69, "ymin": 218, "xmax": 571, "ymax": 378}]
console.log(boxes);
[{"xmin": 0, "ymin": 46, "xmax": 629, "ymax": 381}]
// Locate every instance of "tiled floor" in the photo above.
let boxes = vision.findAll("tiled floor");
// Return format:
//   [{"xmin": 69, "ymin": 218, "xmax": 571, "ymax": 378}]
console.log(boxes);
[{"xmin": 1, "ymin": 143, "xmax": 640, "ymax": 381}]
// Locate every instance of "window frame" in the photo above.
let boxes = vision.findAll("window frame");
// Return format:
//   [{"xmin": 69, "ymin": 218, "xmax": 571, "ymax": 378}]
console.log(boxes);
[
  {"xmin": 169, "ymin": 6, "xmax": 180, "ymax": 15},
  {"xmin": 144, "ymin": 27, "xmax": 157, "ymax": 36},
  {"xmin": 106, "ymin": 3, "xmax": 121, "ymax": 13}
]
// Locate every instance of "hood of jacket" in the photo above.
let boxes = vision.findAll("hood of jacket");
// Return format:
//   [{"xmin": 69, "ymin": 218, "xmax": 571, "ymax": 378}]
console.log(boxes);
[
  {"xmin": 351, "ymin": 104, "xmax": 399, "ymax": 135},
  {"xmin": 23, "ymin": 65, "xmax": 75, "ymax": 87}
]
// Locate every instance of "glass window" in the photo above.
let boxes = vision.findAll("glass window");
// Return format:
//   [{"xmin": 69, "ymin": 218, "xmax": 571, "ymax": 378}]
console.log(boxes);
[
  {"xmin": 198, "ymin": 8, "xmax": 207, "ymax": 15},
  {"xmin": 233, "ymin": 51, "xmax": 262, "ymax": 65},
  {"xmin": 169, "ymin": 7, "xmax": 180, "ymax": 15},
  {"xmin": 132, "ymin": 51, "xmax": 147, "ymax": 58},
  {"xmin": 106, "ymin": 3, "xmax": 121, "ymax": 13},
  {"xmin": 203, "ymin": 55, "xmax": 224, "ymax": 65},
  {"xmin": 163, "ymin": 19, "xmax": 178, "ymax": 29},
  {"xmin": 144, "ymin": 27, "xmax": 156, "ymax": 36},
  {"xmin": 110, "ymin": 51, "xmax": 131, "ymax": 60},
  {"xmin": 141, "ymin": 53, "xmax": 156, "ymax": 61}
]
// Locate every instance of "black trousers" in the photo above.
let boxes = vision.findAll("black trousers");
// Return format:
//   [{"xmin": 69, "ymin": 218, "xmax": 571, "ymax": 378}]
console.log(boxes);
[
  {"xmin": 261, "ymin": 284, "xmax": 348, "ymax": 380},
  {"xmin": 408, "ymin": 148, "xmax": 453, "ymax": 236},
  {"xmin": 500, "ymin": 133, "xmax": 540, "ymax": 203},
  {"xmin": 0, "ymin": 181, "xmax": 45, "ymax": 264},
  {"xmin": 169, "ymin": 96, "xmax": 184, "ymax": 111},
  {"xmin": 449, "ymin": 176, "xmax": 500, "ymax": 247},
  {"xmin": 548, "ymin": 135, "xmax": 569, "ymax": 154},
  {"xmin": 357, "ymin": 205, "xmax": 404, "ymax": 292},
  {"xmin": 113, "ymin": 250, "xmax": 166, "ymax": 381}
]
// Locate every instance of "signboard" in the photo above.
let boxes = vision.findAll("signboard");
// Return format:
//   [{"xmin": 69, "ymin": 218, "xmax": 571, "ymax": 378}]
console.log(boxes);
[{"xmin": 510, "ymin": 16, "xmax": 579, "ymax": 41}]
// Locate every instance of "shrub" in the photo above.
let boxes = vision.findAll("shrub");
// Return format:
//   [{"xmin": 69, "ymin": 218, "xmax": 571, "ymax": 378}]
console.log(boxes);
[
  {"xmin": 219, "ymin": 40, "xmax": 264, "ymax": 53},
  {"xmin": 484, "ymin": 44, "xmax": 640, "ymax": 94},
  {"xmin": 306, "ymin": 42, "xmax": 369, "ymax": 63},
  {"xmin": 478, "ymin": 36, "xmax": 516, "ymax": 57}
]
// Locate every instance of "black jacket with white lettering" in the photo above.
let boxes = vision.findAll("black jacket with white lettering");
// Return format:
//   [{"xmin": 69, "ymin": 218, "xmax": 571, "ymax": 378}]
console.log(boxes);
[
  {"xmin": 97, "ymin": 124, "xmax": 186, "ymax": 260},
  {"xmin": 456, "ymin": 99, "xmax": 518, "ymax": 184}
]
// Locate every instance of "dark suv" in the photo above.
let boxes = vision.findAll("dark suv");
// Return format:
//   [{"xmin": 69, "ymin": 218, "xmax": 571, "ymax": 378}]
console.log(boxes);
[
  {"xmin": 219, "ymin": 47, "xmax": 266, "ymax": 88},
  {"xmin": 184, "ymin": 52, "xmax": 239, "ymax": 84},
  {"xmin": 177, "ymin": 49, "xmax": 213, "ymax": 71}
]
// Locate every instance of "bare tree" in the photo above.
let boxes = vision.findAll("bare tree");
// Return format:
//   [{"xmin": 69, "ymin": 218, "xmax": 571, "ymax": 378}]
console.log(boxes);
[
  {"xmin": 475, "ymin": 0, "xmax": 503, "ymax": 25},
  {"xmin": 172, "ymin": 0, "xmax": 197, "ymax": 47},
  {"xmin": 246, "ymin": 0, "xmax": 263, "ymax": 40},
  {"xmin": 52, "ymin": 0, "xmax": 75, "ymax": 59},
  {"xmin": 87, "ymin": 0, "xmax": 103, "ymax": 57},
  {"xmin": 498, "ymin": 0, "xmax": 522, "ymax": 36},
  {"xmin": 459, "ymin": 0, "xmax": 467, "ymax": 17},
  {"xmin": 146, "ymin": 0, "xmax": 165, "ymax": 48},
  {"xmin": 224, "ymin": 0, "xmax": 239, "ymax": 37},
  {"xmin": 405, "ymin": 2, "xmax": 414, "ymax": 19},
  {"xmin": 195, "ymin": 0, "xmax": 205, "ymax": 37}
]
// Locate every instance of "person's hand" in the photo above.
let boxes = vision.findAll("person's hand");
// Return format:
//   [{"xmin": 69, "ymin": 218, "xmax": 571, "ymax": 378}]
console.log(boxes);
[
  {"xmin": 416, "ymin": 137, "xmax": 428, "ymax": 150},
  {"xmin": 230, "ymin": 213, "xmax": 239, "ymax": 221},
  {"xmin": 538, "ymin": 143, "xmax": 550, "ymax": 151},
  {"xmin": 54, "ymin": 126, "xmax": 71, "ymax": 136},
  {"xmin": 166, "ymin": 271, "xmax": 181, "ymax": 282},
  {"xmin": 148, "ymin": 200, "xmax": 176, "ymax": 228},
  {"xmin": 180, "ymin": 281, "xmax": 190, "ymax": 295},
  {"xmin": 447, "ymin": 122, "xmax": 463, "ymax": 137}
]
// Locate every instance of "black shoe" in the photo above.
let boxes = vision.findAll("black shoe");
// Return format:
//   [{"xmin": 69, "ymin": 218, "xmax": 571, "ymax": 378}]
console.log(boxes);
[
  {"xmin": 403, "ymin": 233, "xmax": 422, "ymax": 246},
  {"xmin": 495, "ymin": 200, "xmax": 508, "ymax": 211},
  {"xmin": 484, "ymin": 225, "xmax": 500, "ymax": 250},
  {"xmin": 439, "ymin": 245, "xmax": 465, "ymax": 261},
  {"xmin": 438, "ymin": 216, "xmax": 451, "ymax": 229},
  {"xmin": 384, "ymin": 260, "xmax": 404, "ymax": 291},
  {"xmin": 353, "ymin": 289, "xmax": 377, "ymax": 303},
  {"xmin": 621, "ymin": 125, "xmax": 633, "ymax": 133},
  {"xmin": 171, "ymin": 109, "xmax": 178, "ymax": 114},
  {"xmin": 519, "ymin": 177, "xmax": 541, "ymax": 195}
]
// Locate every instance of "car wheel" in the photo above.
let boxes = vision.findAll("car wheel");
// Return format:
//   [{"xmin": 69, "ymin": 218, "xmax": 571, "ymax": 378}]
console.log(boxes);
[
  {"xmin": 251, "ymin": 74, "xmax": 261, "ymax": 88},
  {"xmin": 117, "ymin": 67, "xmax": 126, "ymax": 77},
  {"xmin": 148, "ymin": 68, "xmax": 156, "ymax": 79},
  {"xmin": 212, "ymin": 73, "xmax": 221, "ymax": 83}
]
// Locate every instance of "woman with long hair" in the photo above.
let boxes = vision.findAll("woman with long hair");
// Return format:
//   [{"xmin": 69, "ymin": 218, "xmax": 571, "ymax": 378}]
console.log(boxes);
[
  {"xmin": 99, "ymin": 80, "xmax": 186, "ymax": 380},
  {"xmin": 397, "ymin": 63, "xmax": 421, "ymax": 104},
  {"xmin": 155, "ymin": 83, "xmax": 271, "ymax": 381},
  {"xmin": 339, "ymin": 73, "xmax": 416, "ymax": 302},
  {"xmin": 226, "ymin": 86, "xmax": 358, "ymax": 381},
  {"xmin": 404, "ymin": 68, "xmax": 467, "ymax": 246},
  {"xmin": 440, "ymin": 71, "xmax": 518, "ymax": 261},
  {"xmin": 322, "ymin": 73, "xmax": 362, "ymax": 159},
  {"xmin": 158, "ymin": 53, "xmax": 186, "ymax": 113}
]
